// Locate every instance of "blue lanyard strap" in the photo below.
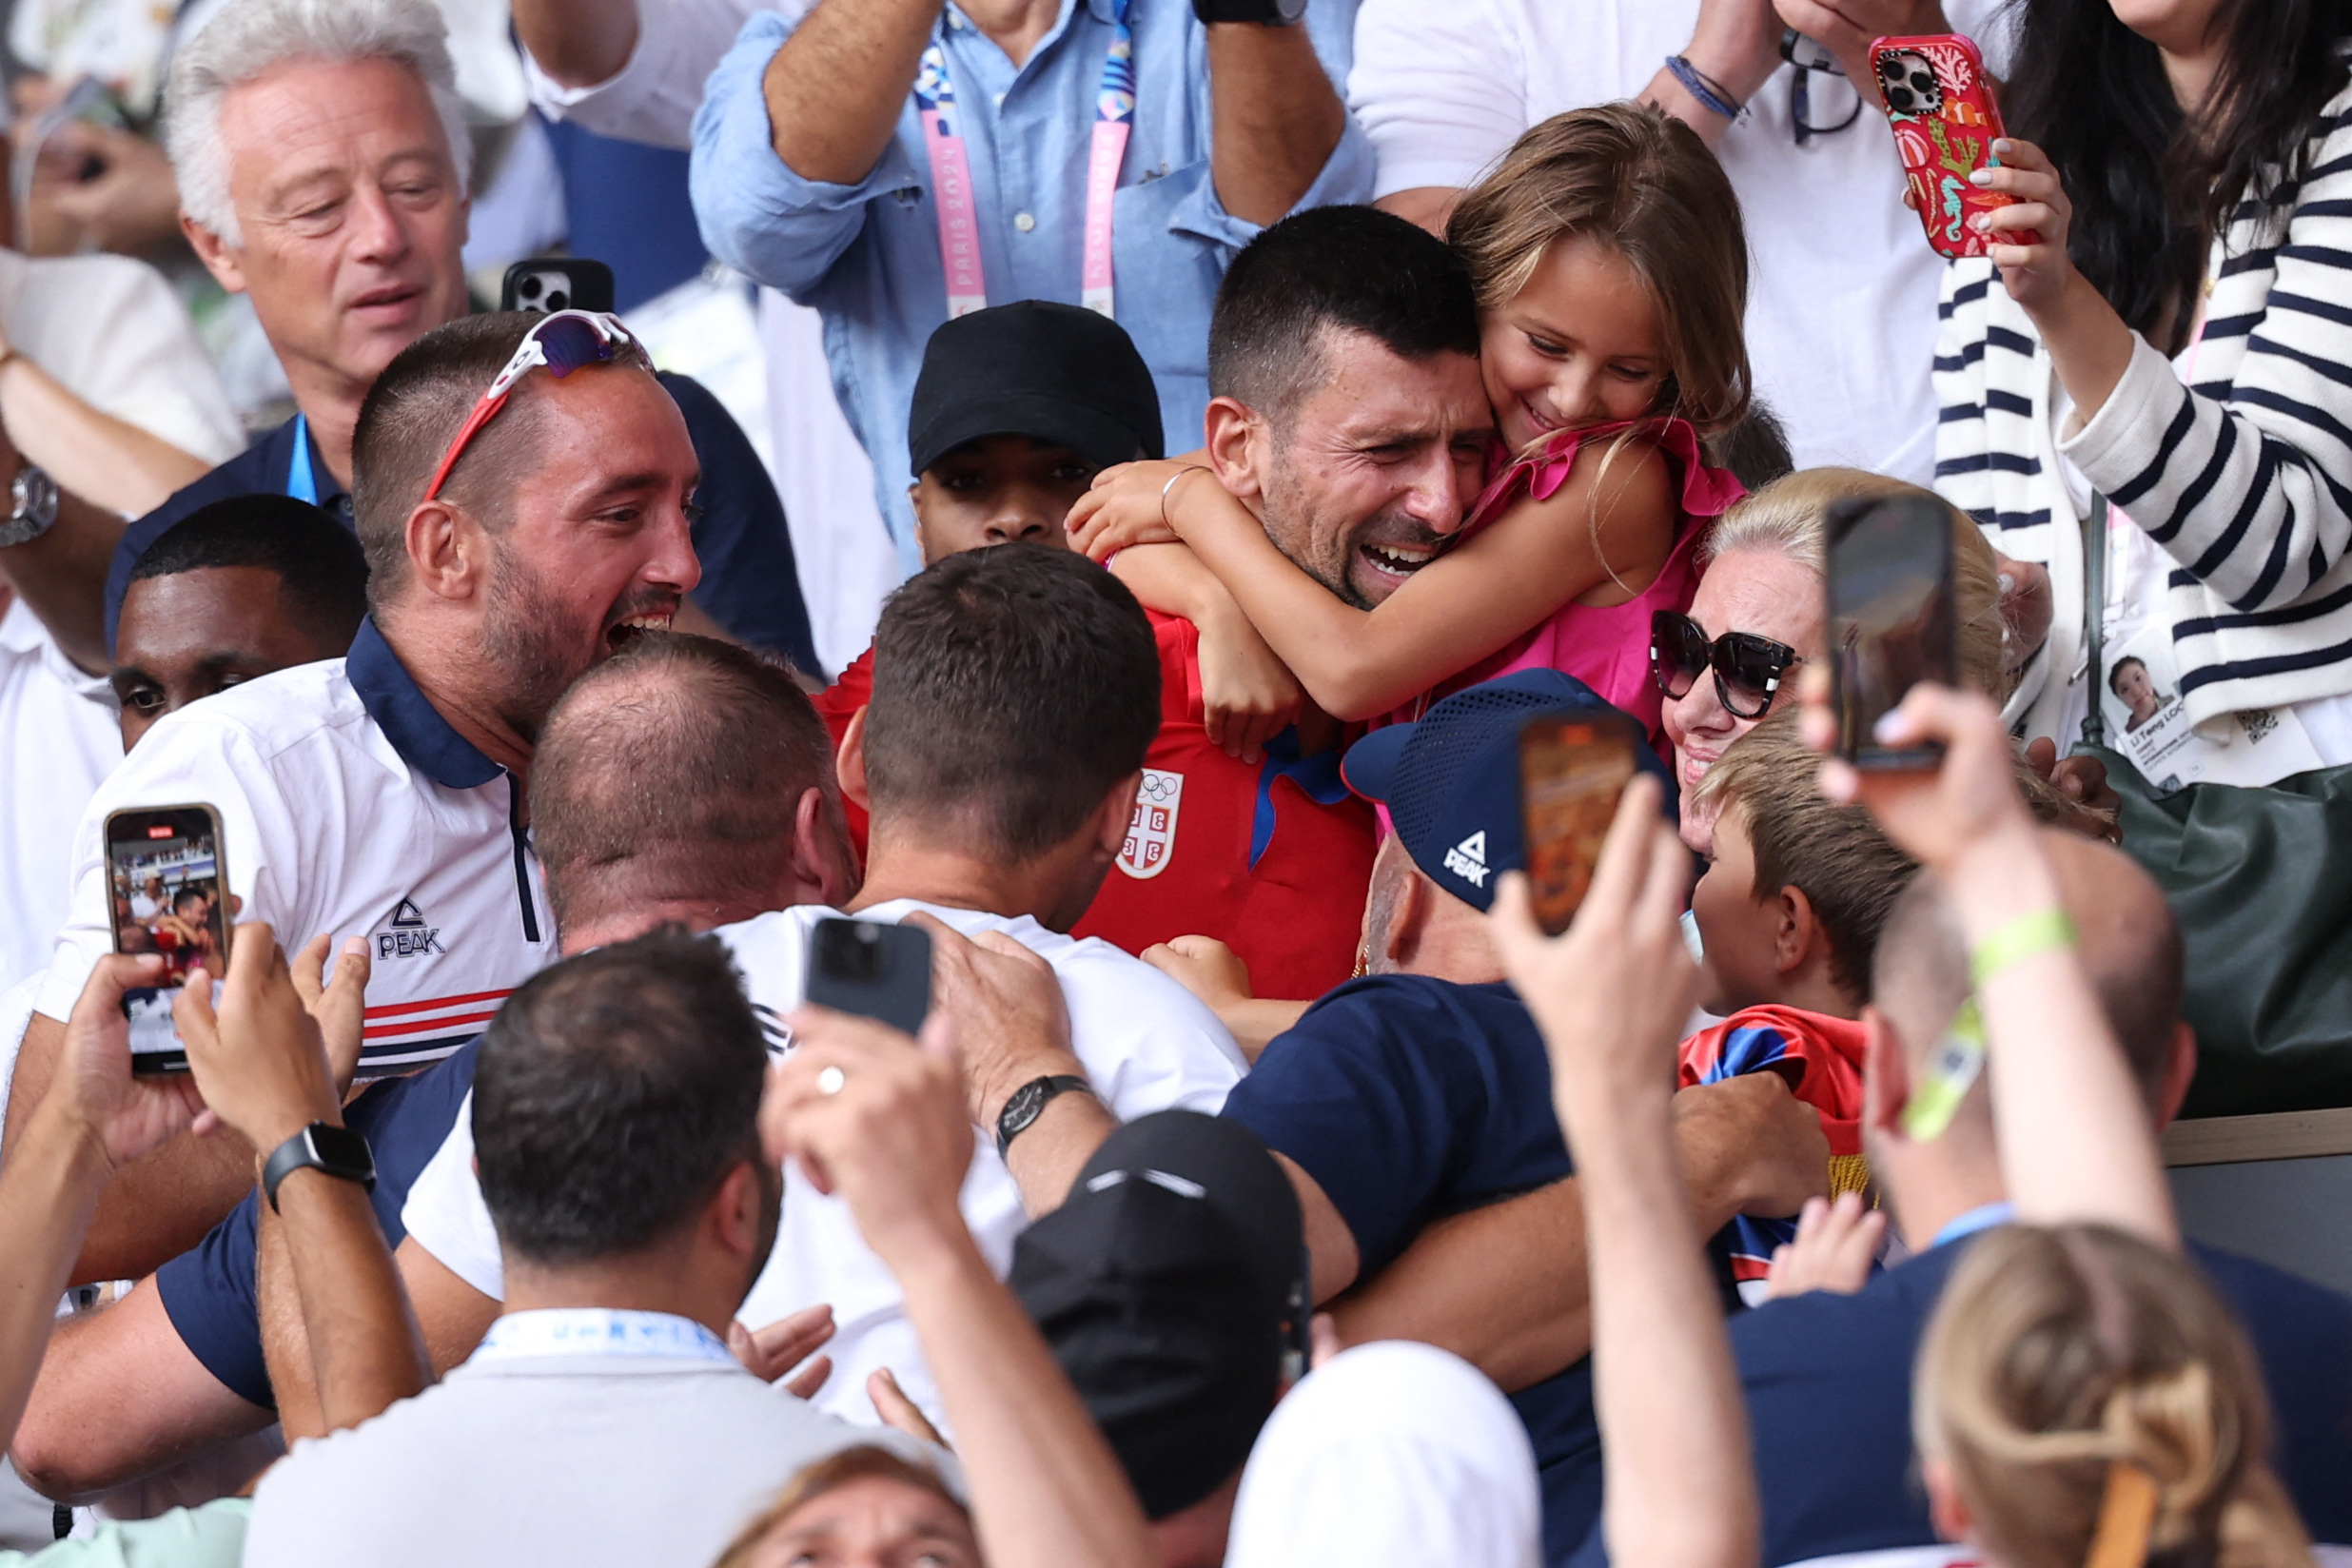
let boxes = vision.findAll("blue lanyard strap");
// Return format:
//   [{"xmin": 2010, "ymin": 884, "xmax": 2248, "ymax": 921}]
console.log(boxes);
[
  {"xmin": 285, "ymin": 413, "xmax": 320, "ymax": 506},
  {"xmin": 473, "ymin": 1308, "xmax": 735, "ymax": 1366}
]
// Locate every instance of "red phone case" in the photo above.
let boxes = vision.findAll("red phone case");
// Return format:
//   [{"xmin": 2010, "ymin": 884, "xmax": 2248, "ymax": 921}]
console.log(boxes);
[{"xmin": 1872, "ymin": 33, "xmax": 2039, "ymax": 261}]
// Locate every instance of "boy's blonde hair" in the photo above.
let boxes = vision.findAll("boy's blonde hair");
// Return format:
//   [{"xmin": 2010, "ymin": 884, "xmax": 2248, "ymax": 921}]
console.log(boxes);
[
  {"xmin": 1916, "ymin": 1225, "xmax": 2311, "ymax": 1568},
  {"xmin": 1701, "ymin": 468, "xmax": 2012, "ymax": 702},
  {"xmin": 1447, "ymin": 102, "xmax": 1752, "ymax": 446}
]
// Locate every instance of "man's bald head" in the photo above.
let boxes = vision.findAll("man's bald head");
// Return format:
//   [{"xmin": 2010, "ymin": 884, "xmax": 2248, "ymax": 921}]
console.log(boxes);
[{"xmin": 1873, "ymin": 831, "xmax": 2185, "ymax": 1114}]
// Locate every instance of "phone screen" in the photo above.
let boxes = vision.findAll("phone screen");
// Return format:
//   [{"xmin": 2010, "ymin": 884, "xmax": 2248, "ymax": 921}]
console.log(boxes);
[
  {"xmin": 105, "ymin": 805, "xmax": 229, "ymax": 1071},
  {"xmin": 1519, "ymin": 715, "xmax": 1638, "ymax": 937},
  {"xmin": 805, "ymin": 917, "xmax": 932, "ymax": 1038},
  {"xmin": 1826, "ymin": 495, "xmax": 1959, "ymax": 770}
]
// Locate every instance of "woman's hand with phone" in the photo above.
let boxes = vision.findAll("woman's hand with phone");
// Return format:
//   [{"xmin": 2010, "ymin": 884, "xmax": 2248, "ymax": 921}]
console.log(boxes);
[{"xmin": 1968, "ymin": 137, "xmax": 2077, "ymax": 313}]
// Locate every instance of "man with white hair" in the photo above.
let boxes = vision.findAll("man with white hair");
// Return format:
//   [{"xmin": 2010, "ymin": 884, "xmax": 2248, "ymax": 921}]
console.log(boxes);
[{"xmin": 37, "ymin": 0, "xmax": 815, "ymax": 673}]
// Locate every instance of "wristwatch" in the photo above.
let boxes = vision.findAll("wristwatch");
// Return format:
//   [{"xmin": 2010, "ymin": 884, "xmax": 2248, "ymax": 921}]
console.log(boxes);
[
  {"xmin": 262, "ymin": 1122, "xmax": 378, "ymax": 1213},
  {"xmin": 1192, "ymin": 0, "xmax": 1307, "ymax": 24},
  {"xmin": 995, "ymin": 1074, "xmax": 1096, "ymax": 1158},
  {"xmin": 0, "ymin": 464, "xmax": 58, "ymax": 548}
]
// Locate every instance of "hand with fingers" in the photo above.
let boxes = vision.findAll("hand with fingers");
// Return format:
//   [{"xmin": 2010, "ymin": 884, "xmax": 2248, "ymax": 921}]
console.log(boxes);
[
  {"xmin": 1797, "ymin": 669, "xmax": 2040, "ymax": 872},
  {"xmin": 44, "ymin": 954, "xmax": 207, "ymax": 1175},
  {"xmin": 868, "ymin": 1366, "xmax": 945, "ymax": 1447},
  {"xmin": 728, "ymin": 1303, "xmax": 836, "ymax": 1401},
  {"xmin": 1965, "ymin": 137, "xmax": 2074, "ymax": 312},
  {"xmin": 905, "ymin": 912, "xmax": 1081, "ymax": 1131},
  {"xmin": 172, "ymin": 924, "xmax": 347, "ymax": 1156},
  {"xmin": 1065, "ymin": 460, "xmax": 1196, "ymax": 561},
  {"xmin": 288, "ymin": 935, "xmax": 373, "ymax": 1097},
  {"xmin": 1764, "ymin": 1192, "xmax": 1886, "ymax": 1301}
]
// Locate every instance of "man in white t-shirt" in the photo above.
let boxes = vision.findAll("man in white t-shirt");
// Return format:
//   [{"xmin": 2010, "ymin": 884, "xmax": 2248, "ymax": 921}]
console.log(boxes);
[
  {"xmin": 6, "ymin": 310, "xmax": 701, "ymax": 1289},
  {"xmin": 1349, "ymin": 0, "xmax": 2005, "ymax": 483},
  {"xmin": 400, "ymin": 544, "xmax": 1245, "ymax": 1429}
]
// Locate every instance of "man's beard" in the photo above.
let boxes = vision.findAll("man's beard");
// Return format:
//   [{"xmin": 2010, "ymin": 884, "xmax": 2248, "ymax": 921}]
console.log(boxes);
[
  {"xmin": 481, "ymin": 546, "xmax": 583, "ymax": 746},
  {"xmin": 1259, "ymin": 464, "xmax": 1452, "ymax": 613}
]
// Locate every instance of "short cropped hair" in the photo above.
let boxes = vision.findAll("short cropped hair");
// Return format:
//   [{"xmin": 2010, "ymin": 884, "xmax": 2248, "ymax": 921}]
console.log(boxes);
[
  {"xmin": 1696, "ymin": 713, "xmax": 1918, "ymax": 1003},
  {"xmin": 1207, "ymin": 206, "xmax": 1481, "ymax": 430},
  {"xmin": 351, "ymin": 313, "xmax": 649, "ymax": 602},
  {"xmin": 531, "ymin": 634, "xmax": 838, "ymax": 933},
  {"xmin": 165, "ymin": 0, "xmax": 471, "ymax": 248},
  {"xmin": 864, "ymin": 544, "xmax": 1159, "ymax": 861},
  {"xmin": 127, "ymin": 494, "xmax": 369, "ymax": 650},
  {"xmin": 474, "ymin": 929, "xmax": 768, "ymax": 1266}
]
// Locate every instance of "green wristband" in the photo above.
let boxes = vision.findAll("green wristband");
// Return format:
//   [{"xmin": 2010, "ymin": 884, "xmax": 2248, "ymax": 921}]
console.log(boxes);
[
  {"xmin": 1970, "ymin": 908, "xmax": 2077, "ymax": 990},
  {"xmin": 1902, "ymin": 995, "xmax": 1987, "ymax": 1143}
]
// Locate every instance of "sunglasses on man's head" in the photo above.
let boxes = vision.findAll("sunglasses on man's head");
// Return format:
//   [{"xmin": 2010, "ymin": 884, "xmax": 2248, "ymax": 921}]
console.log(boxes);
[
  {"xmin": 423, "ymin": 309, "xmax": 637, "ymax": 501},
  {"xmin": 1650, "ymin": 610, "xmax": 1801, "ymax": 721}
]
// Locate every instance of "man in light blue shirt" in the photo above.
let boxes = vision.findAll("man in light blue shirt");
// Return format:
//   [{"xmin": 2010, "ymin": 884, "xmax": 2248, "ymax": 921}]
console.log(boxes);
[{"xmin": 691, "ymin": 0, "xmax": 1371, "ymax": 564}]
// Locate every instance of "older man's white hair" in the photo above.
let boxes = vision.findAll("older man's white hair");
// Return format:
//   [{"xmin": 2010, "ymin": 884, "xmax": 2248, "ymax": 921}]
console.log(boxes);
[{"xmin": 165, "ymin": 0, "xmax": 472, "ymax": 249}]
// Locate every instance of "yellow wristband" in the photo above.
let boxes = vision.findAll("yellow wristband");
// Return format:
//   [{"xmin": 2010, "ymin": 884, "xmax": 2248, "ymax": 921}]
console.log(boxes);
[{"xmin": 1969, "ymin": 908, "xmax": 2076, "ymax": 989}]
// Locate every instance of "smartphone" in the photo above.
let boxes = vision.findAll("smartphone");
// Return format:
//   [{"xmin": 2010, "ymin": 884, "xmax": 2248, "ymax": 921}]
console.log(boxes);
[
  {"xmin": 104, "ymin": 805, "xmax": 229, "ymax": 1072},
  {"xmin": 500, "ymin": 259, "xmax": 617, "ymax": 316},
  {"xmin": 1826, "ymin": 494, "xmax": 1959, "ymax": 771},
  {"xmin": 1872, "ymin": 33, "xmax": 2039, "ymax": 261},
  {"xmin": 1518, "ymin": 711, "xmax": 1642, "ymax": 937},
  {"xmin": 805, "ymin": 917, "xmax": 931, "ymax": 1037}
]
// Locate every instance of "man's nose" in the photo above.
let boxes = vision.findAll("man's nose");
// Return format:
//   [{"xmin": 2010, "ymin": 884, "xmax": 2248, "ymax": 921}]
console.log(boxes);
[
  {"xmin": 1400, "ymin": 451, "xmax": 1473, "ymax": 536},
  {"xmin": 983, "ymin": 505, "xmax": 1055, "ymax": 545},
  {"xmin": 650, "ymin": 506, "xmax": 704, "ymax": 594},
  {"xmin": 346, "ymin": 183, "xmax": 411, "ymax": 265}
]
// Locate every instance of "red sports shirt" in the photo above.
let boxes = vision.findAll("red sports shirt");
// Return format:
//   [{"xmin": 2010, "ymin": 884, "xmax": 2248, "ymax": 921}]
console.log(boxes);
[{"xmin": 814, "ymin": 616, "xmax": 1376, "ymax": 1001}]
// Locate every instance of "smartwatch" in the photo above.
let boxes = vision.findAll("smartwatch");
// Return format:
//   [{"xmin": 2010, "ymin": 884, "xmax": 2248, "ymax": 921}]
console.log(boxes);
[
  {"xmin": 0, "ymin": 464, "xmax": 58, "ymax": 549},
  {"xmin": 1191, "ymin": 0, "xmax": 1307, "ymax": 24},
  {"xmin": 995, "ymin": 1074, "xmax": 1095, "ymax": 1158},
  {"xmin": 262, "ymin": 1123, "xmax": 378, "ymax": 1213}
]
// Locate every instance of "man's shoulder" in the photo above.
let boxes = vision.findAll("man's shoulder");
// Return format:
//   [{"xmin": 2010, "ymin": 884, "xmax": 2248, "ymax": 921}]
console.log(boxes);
[
  {"xmin": 141, "ymin": 425, "xmax": 294, "ymax": 526},
  {"xmin": 2190, "ymin": 1242, "xmax": 2352, "ymax": 1347},
  {"xmin": 1291, "ymin": 973, "xmax": 1534, "ymax": 1044}
]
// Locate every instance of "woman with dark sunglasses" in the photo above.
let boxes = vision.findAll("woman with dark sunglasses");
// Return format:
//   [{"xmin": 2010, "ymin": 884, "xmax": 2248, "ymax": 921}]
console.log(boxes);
[{"xmin": 1659, "ymin": 470, "xmax": 2016, "ymax": 853}]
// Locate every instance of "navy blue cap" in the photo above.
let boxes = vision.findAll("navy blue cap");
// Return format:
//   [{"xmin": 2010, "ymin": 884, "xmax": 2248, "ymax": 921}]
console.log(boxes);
[{"xmin": 1342, "ymin": 670, "xmax": 1673, "ymax": 911}]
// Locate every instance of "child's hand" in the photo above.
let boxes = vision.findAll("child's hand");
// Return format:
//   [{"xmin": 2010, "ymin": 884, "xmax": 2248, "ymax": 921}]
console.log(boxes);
[
  {"xmin": 1970, "ymin": 137, "xmax": 2074, "ymax": 314},
  {"xmin": 1194, "ymin": 607, "xmax": 1302, "ymax": 763},
  {"xmin": 1764, "ymin": 1192, "xmax": 1884, "ymax": 1301},
  {"xmin": 1142, "ymin": 935, "xmax": 1255, "ymax": 1012},
  {"xmin": 1066, "ymin": 460, "xmax": 1196, "ymax": 561}
]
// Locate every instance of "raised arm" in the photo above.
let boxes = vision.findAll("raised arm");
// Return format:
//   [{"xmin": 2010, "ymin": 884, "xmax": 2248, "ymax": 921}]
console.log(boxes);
[
  {"xmin": 174, "ymin": 928, "xmax": 431, "ymax": 1433},
  {"xmin": 1806, "ymin": 678, "xmax": 2176, "ymax": 1245},
  {"xmin": 1490, "ymin": 777, "xmax": 1759, "ymax": 1568},
  {"xmin": 759, "ymin": 0, "xmax": 936, "ymax": 186},
  {"xmin": 1203, "ymin": 23, "xmax": 1346, "ymax": 225},
  {"xmin": 767, "ymin": 1008, "xmax": 1156, "ymax": 1568}
]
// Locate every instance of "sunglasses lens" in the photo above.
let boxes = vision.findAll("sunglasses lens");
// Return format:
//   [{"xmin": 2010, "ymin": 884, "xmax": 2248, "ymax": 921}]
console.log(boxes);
[
  {"xmin": 1651, "ymin": 613, "xmax": 1709, "ymax": 698},
  {"xmin": 533, "ymin": 315, "xmax": 621, "ymax": 378},
  {"xmin": 1717, "ymin": 635, "xmax": 1791, "ymax": 718}
]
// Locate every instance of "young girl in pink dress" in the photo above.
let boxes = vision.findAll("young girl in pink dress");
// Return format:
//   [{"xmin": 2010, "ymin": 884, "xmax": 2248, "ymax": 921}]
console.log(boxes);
[{"xmin": 1069, "ymin": 103, "xmax": 1755, "ymax": 754}]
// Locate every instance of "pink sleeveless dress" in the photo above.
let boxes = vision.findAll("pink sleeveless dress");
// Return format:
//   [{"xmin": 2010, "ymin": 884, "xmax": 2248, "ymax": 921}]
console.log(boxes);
[{"xmin": 1383, "ymin": 416, "xmax": 1745, "ymax": 754}]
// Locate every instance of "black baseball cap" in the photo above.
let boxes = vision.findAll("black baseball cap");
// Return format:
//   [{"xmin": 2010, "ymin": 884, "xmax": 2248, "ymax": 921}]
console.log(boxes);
[
  {"xmin": 1342, "ymin": 670, "xmax": 1675, "ymax": 911},
  {"xmin": 1009, "ymin": 1110, "xmax": 1303, "ymax": 1519},
  {"xmin": 906, "ymin": 300, "xmax": 1164, "ymax": 478}
]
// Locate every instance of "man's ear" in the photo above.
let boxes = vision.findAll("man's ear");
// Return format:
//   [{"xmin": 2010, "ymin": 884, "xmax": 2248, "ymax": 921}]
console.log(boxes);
[
  {"xmin": 1088, "ymin": 772, "xmax": 1143, "ymax": 862},
  {"xmin": 1382, "ymin": 869, "xmax": 1428, "ymax": 970},
  {"xmin": 404, "ymin": 500, "xmax": 488, "ymax": 605},
  {"xmin": 711, "ymin": 1160, "xmax": 768, "ymax": 1260},
  {"xmin": 2154, "ymin": 1021, "xmax": 2199, "ymax": 1129},
  {"xmin": 790, "ymin": 785, "xmax": 861, "ymax": 909},
  {"xmin": 1203, "ymin": 397, "xmax": 1266, "ymax": 502},
  {"xmin": 1863, "ymin": 1005, "xmax": 1911, "ymax": 1142},
  {"xmin": 836, "ymin": 707, "xmax": 871, "ymax": 812},
  {"xmin": 182, "ymin": 215, "xmax": 246, "ymax": 294}
]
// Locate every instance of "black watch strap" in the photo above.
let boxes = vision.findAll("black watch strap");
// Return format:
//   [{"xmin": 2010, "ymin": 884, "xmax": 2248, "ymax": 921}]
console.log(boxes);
[
  {"xmin": 995, "ymin": 1074, "xmax": 1095, "ymax": 1159},
  {"xmin": 1191, "ymin": 0, "xmax": 1307, "ymax": 23},
  {"xmin": 262, "ymin": 1123, "xmax": 377, "ymax": 1213}
]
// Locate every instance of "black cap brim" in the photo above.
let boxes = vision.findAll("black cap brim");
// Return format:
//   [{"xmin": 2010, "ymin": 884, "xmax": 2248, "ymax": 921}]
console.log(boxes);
[{"xmin": 909, "ymin": 392, "xmax": 1157, "ymax": 479}]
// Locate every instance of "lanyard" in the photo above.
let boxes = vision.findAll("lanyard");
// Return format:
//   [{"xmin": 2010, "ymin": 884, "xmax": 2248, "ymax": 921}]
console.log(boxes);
[
  {"xmin": 473, "ymin": 1308, "xmax": 736, "ymax": 1366},
  {"xmin": 913, "ymin": 1, "xmax": 1134, "ymax": 320},
  {"xmin": 285, "ymin": 413, "xmax": 320, "ymax": 506}
]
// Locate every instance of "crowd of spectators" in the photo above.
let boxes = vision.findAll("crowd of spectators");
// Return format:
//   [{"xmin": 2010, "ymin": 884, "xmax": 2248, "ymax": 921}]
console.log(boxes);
[{"xmin": 0, "ymin": 0, "xmax": 2349, "ymax": 1564}]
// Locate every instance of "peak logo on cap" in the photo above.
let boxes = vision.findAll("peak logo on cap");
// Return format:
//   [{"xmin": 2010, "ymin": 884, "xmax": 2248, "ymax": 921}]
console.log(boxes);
[{"xmin": 1442, "ymin": 831, "xmax": 1490, "ymax": 888}]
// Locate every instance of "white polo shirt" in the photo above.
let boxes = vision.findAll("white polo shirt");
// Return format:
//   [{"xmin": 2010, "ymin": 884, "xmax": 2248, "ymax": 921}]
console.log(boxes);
[
  {"xmin": 36, "ymin": 618, "xmax": 555, "ymax": 1072},
  {"xmin": 0, "ymin": 597, "xmax": 121, "ymax": 998},
  {"xmin": 400, "ymin": 898, "xmax": 1247, "ymax": 1429}
]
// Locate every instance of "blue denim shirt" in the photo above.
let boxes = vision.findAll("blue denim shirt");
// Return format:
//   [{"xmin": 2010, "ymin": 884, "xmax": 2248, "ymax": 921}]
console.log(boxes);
[{"xmin": 691, "ymin": 0, "xmax": 1370, "ymax": 564}]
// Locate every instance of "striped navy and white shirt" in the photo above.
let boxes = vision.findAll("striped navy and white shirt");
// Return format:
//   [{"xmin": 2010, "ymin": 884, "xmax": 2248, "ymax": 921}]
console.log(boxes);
[{"xmin": 1934, "ymin": 81, "xmax": 2352, "ymax": 739}]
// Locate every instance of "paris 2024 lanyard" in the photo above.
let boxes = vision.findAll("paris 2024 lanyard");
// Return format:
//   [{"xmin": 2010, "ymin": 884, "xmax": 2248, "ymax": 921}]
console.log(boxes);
[{"xmin": 913, "ymin": 1, "xmax": 1135, "ymax": 320}]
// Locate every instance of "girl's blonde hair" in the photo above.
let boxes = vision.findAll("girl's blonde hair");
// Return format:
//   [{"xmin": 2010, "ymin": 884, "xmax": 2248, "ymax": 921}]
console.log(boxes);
[
  {"xmin": 711, "ymin": 1446, "xmax": 967, "ymax": 1568},
  {"xmin": 1447, "ymin": 102, "xmax": 1752, "ymax": 445},
  {"xmin": 1916, "ymin": 1225, "xmax": 2311, "ymax": 1568},
  {"xmin": 1701, "ymin": 467, "xmax": 2011, "ymax": 702}
]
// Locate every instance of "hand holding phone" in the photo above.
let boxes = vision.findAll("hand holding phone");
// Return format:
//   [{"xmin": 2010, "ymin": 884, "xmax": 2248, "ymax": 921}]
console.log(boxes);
[
  {"xmin": 1873, "ymin": 33, "xmax": 2039, "ymax": 260},
  {"xmin": 105, "ymin": 805, "xmax": 230, "ymax": 1073},
  {"xmin": 1518, "ymin": 712, "xmax": 1644, "ymax": 936},
  {"xmin": 806, "ymin": 918, "xmax": 932, "ymax": 1037},
  {"xmin": 1825, "ymin": 494, "xmax": 1959, "ymax": 771}
]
